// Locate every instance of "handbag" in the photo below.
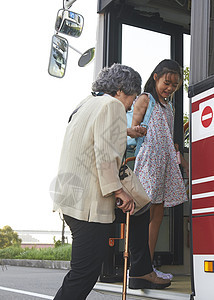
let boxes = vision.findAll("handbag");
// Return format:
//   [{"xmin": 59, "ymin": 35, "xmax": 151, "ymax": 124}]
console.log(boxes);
[{"xmin": 118, "ymin": 163, "xmax": 151, "ymax": 216}]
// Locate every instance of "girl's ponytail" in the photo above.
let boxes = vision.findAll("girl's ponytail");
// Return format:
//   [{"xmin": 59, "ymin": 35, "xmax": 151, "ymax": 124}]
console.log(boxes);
[{"xmin": 144, "ymin": 72, "xmax": 162, "ymax": 105}]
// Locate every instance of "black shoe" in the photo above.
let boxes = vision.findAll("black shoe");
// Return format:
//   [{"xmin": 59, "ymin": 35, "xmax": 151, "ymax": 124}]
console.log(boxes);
[{"xmin": 129, "ymin": 271, "xmax": 171, "ymax": 290}]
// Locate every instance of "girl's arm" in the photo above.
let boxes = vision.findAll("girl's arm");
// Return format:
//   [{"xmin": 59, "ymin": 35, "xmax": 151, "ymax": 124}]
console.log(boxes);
[
  {"xmin": 132, "ymin": 94, "xmax": 149, "ymax": 126},
  {"xmin": 127, "ymin": 94, "xmax": 149, "ymax": 138}
]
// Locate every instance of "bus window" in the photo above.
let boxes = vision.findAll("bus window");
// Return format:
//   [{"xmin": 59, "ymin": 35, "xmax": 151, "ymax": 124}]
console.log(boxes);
[
  {"xmin": 122, "ymin": 25, "xmax": 170, "ymax": 86},
  {"xmin": 209, "ymin": 1, "xmax": 214, "ymax": 76}
]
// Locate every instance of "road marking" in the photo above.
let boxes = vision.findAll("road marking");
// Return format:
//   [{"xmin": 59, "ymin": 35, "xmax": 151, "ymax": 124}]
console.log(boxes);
[{"xmin": 0, "ymin": 286, "xmax": 53, "ymax": 299}]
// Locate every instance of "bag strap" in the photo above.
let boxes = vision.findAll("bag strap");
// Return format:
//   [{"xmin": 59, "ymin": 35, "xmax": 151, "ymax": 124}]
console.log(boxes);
[
  {"xmin": 68, "ymin": 105, "xmax": 82, "ymax": 123},
  {"xmin": 140, "ymin": 93, "xmax": 155, "ymax": 129},
  {"xmin": 68, "ymin": 92, "xmax": 104, "ymax": 123},
  {"xmin": 134, "ymin": 93, "xmax": 155, "ymax": 156},
  {"xmin": 119, "ymin": 150, "xmax": 129, "ymax": 180},
  {"xmin": 168, "ymin": 101, "xmax": 174, "ymax": 114}
]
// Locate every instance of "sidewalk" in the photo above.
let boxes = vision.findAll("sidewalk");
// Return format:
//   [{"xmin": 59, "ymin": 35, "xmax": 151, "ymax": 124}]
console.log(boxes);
[{"xmin": 1, "ymin": 259, "xmax": 70, "ymax": 269}]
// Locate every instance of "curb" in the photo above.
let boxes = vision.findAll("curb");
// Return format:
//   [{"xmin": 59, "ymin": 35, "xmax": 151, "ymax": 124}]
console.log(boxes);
[{"xmin": 1, "ymin": 259, "xmax": 70, "ymax": 270}]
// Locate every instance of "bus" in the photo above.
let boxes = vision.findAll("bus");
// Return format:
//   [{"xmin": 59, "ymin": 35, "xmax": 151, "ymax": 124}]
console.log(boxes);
[{"xmin": 51, "ymin": 1, "xmax": 214, "ymax": 299}]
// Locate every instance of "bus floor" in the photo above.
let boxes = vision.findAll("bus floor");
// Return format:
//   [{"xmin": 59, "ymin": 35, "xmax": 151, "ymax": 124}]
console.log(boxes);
[{"xmin": 94, "ymin": 275, "xmax": 191, "ymax": 300}]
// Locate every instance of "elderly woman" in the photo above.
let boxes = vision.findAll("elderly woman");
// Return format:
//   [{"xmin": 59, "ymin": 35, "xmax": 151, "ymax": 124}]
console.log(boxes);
[{"xmin": 53, "ymin": 64, "xmax": 170, "ymax": 300}]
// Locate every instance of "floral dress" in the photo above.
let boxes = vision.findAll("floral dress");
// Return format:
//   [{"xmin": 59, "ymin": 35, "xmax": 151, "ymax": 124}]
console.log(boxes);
[{"xmin": 134, "ymin": 101, "xmax": 188, "ymax": 207}]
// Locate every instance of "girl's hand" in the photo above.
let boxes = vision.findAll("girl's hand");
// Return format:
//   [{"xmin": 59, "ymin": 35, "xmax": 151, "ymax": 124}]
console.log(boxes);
[
  {"xmin": 174, "ymin": 143, "xmax": 179, "ymax": 152},
  {"xmin": 182, "ymin": 159, "xmax": 189, "ymax": 178},
  {"xmin": 174, "ymin": 143, "xmax": 189, "ymax": 178},
  {"xmin": 114, "ymin": 188, "xmax": 135, "ymax": 215}
]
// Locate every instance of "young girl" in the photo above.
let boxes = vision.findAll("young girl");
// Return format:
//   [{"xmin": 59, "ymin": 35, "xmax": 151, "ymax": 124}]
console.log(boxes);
[{"xmin": 132, "ymin": 59, "xmax": 189, "ymax": 280}]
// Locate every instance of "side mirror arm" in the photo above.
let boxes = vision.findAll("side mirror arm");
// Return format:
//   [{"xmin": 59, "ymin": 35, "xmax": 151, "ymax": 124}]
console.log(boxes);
[{"xmin": 63, "ymin": 0, "xmax": 77, "ymax": 9}]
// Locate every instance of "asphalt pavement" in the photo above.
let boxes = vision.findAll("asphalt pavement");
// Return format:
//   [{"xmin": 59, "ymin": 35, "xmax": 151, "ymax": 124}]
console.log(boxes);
[{"xmin": 0, "ymin": 265, "xmax": 138, "ymax": 300}]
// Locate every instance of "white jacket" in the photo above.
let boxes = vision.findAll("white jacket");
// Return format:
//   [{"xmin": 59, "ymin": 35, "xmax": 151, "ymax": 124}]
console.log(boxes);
[{"xmin": 53, "ymin": 94, "xmax": 127, "ymax": 223}]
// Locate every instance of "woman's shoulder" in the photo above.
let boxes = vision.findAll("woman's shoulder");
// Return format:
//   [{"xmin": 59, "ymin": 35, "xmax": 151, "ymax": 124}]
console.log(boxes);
[{"xmin": 101, "ymin": 94, "xmax": 126, "ymax": 112}]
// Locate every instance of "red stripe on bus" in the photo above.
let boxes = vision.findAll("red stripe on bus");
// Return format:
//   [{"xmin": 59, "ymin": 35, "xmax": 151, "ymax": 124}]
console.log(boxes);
[
  {"xmin": 193, "ymin": 215, "xmax": 214, "ymax": 254},
  {"xmin": 192, "ymin": 181, "xmax": 214, "ymax": 194},
  {"xmin": 192, "ymin": 197, "xmax": 214, "ymax": 210},
  {"xmin": 192, "ymin": 94, "xmax": 214, "ymax": 113},
  {"xmin": 192, "ymin": 136, "xmax": 214, "ymax": 180}
]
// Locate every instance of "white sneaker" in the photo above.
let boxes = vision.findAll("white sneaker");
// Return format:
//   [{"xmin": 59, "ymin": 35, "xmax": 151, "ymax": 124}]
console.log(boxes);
[{"xmin": 153, "ymin": 267, "xmax": 173, "ymax": 280}]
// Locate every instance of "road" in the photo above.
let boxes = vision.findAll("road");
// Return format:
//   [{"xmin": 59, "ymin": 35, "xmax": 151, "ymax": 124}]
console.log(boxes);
[{"xmin": 0, "ymin": 266, "xmax": 138, "ymax": 300}]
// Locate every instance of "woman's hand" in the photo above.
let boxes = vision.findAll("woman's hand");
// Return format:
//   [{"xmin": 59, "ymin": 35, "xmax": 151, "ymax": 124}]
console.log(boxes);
[
  {"xmin": 127, "ymin": 126, "xmax": 147, "ymax": 138},
  {"xmin": 114, "ymin": 188, "xmax": 135, "ymax": 215}
]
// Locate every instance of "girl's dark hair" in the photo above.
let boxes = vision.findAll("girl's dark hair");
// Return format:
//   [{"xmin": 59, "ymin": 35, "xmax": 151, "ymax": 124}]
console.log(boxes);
[{"xmin": 144, "ymin": 59, "xmax": 182, "ymax": 105}]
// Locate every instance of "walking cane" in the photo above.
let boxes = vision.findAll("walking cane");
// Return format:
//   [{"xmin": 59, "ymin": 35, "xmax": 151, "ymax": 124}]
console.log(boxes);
[
  {"xmin": 116, "ymin": 199, "xmax": 130, "ymax": 300},
  {"xmin": 122, "ymin": 210, "xmax": 130, "ymax": 300}
]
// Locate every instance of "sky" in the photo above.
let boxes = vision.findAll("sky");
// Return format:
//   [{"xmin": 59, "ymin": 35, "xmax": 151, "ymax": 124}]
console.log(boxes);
[
  {"xmin": 0, "ymin": 0, "xmax": 190, "ymax": 232},
  {"xmin": 0, "ymin": 0, "xmax": 98, "ymax": 231}
]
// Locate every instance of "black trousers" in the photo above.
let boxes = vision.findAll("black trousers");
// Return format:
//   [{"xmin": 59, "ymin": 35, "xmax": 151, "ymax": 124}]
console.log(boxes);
[{"xmin": 53, "ymin": 210, "xmax": 152, "ymax": 300}]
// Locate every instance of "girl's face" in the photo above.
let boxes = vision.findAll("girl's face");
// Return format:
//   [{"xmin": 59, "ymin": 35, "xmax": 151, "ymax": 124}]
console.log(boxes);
[{"xmin": 154, "ymin": 72, "xmax": 180, "ymax": 103}]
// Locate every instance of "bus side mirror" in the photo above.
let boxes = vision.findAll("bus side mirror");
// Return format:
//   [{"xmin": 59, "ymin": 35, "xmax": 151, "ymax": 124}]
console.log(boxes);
[
  {"xmin": 48, "ymin": 35, "xmax": 68, "ymax": 78},
  {"xmin": 78, "ymin": 48, "xmax": 95, "ymax": 67},
  {"xmin": 55, "ymin": 9, "xmax": 84, "ymax": 38}
]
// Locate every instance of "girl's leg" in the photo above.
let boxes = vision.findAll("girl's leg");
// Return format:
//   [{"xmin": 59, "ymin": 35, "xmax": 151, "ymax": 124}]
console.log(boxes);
[
  {"xmin": 149, "ymin": 203, "xmax": 164, "ymax": 261},
  {"xmin": 149, "ymin": 203, "xmax": 173, "ymax": 280}
]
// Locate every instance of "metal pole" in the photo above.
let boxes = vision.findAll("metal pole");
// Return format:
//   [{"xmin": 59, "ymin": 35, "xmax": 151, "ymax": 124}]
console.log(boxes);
[
  {"xmin": 68, "ymin": 44, "xmax": 82, "ymax": 55},
  {"xmin": 62, "ymin": 218, "xmax": 65, "ymax": 245}
]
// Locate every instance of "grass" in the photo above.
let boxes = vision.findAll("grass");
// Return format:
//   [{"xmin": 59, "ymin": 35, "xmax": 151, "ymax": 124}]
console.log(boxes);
[{"xmin": 0, "ymin": 244, "xmax": 72, "ymax": 261}]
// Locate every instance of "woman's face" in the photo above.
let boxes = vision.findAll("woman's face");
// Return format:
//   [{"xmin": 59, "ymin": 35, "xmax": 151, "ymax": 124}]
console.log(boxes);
[
  {"xmin": 154, "ymin": 72, "xmax": 180, "ymax": 103},
  {"xmin": 114, "ymin": 91, "xmax": 137, "ymax": 112}
]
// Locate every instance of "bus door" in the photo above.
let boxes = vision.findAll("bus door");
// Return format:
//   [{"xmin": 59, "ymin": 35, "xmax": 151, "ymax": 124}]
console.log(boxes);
[
  {"xmin": 190, "ymin": 75, "xmax": 214, "ymax": 299},
  {"xmin": 97, "ymin": 0, "xmax": 191, "ymax": 281}
]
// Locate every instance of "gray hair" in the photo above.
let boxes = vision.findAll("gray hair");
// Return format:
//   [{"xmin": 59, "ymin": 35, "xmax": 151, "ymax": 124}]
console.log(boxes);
[{"xmin": 92, "ymin": 63, "xmax": 142, "ymax": 96}]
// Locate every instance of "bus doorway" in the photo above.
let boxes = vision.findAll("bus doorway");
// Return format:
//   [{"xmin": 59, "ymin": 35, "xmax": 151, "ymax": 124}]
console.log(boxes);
[
  {"xmin": 96, "ymin": 0, "xmax": 191, "ymax": 283},
  {"xmin": 121, "ymin": 25, "xmax": 190, "ymax": 272}
]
